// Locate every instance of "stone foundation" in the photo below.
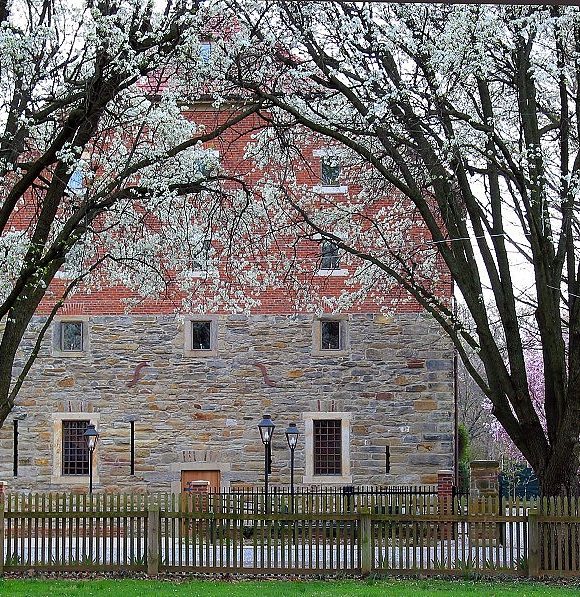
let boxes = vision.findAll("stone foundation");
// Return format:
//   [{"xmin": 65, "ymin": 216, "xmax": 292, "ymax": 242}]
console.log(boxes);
[{"xmin": 0, "ymin": 313, "xmax": 454, "ymax": 492}]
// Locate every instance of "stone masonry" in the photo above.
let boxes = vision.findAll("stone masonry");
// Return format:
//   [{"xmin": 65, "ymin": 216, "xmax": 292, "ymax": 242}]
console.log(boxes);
[{"xmin": 0, "ymin": 312, "xmax": 454, "ymax": 492}]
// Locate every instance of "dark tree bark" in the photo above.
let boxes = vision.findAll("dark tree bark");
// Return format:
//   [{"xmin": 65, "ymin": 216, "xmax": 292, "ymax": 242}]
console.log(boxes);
[
  {"xmin": 0, "ymin": 1, "xmax": 261, "ymax": 428},
  {"xmin": 225, "ymin": 1, "xmax": 580, "ymax": 496}
]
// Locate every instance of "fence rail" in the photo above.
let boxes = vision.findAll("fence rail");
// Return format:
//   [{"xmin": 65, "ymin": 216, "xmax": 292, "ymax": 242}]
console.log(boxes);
[
  {"xmin": 183, "ymin": 485, "xmax": 439, "ymax": 515},
  {"xmin": 1, "ymin": 491, "xmax": 579, "ymax": 577}
]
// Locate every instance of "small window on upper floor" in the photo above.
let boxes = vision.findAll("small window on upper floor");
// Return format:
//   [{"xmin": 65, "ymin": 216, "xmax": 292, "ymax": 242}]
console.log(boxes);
[
  {"xmin": 192, "ymin": 239, "xmax": 211, "ymax": 271},
  {"xmin": 61, "ymin": 321, "xmax": 84, "ymax": 352},
  {"xmin": 312, "ymin": 316, "xmax": 349, "ymax": 356},
  {"xmin": 53, "ymin": 318, "xmax": 89, "ymax": 356},
  {"xmin": 320, "ymin": 241, "xmax": 340, "ymax": 270},
  {"xmin": 67, "ymin": 168, "xmax": 84, "ymax": 195},
  {"xmin": 200, "ymin": 41, "xmax": 212, "ymax": 64},
  {"xmin": 321, "ymin": 158, "xmax": 340, "ymax": 187},
  {"xmin": 195, "ymin": 149, "xmax": 220, "ymax": 179}
]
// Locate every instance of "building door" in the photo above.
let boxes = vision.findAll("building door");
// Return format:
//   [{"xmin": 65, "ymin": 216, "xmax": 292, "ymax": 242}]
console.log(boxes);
[{"xmin": 181, "ymin": 469, "xmax": 221, "ymax": 492}]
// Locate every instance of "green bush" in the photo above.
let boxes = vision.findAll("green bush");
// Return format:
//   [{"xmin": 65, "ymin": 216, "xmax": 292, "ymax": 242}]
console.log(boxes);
[{"xmin": 458, "ymin": 424, "xmax": 471, "ymax": 493}]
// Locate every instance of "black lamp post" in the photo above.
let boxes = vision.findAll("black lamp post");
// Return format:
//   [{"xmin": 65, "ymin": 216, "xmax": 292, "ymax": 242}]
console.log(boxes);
[
  {"xmin": 258, "ymin": 414, "xmax": 275, "ymax": 514},
  {"xmin": 83, "ymin": 424, "xmax": 99, "ymax": 494},
  {"xmin": 285, "ymin": 423, "xmax": 299, "ymax": 511}
]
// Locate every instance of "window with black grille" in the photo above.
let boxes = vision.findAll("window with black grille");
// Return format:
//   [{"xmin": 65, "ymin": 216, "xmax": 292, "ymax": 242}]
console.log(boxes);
[
  {"xmin": 313, "ymin": 419, "xmax": 342, "ymax": 476},
  {"xmin": 321, "ymin": 320, "xmax": 341, "ymax": 350},
  {"xmin": 191, "ymin": 320, "xmax": 212, "ymax": 350},
  {"xmin": 62, "ymin": 420, "xmax": 89, "ymax": 476}
]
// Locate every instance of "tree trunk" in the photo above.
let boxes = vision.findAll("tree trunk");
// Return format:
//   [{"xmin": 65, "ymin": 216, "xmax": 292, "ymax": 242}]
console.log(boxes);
[{"xmin": 537, "ymin": 450, "xmax": 580, "ymax": 499}]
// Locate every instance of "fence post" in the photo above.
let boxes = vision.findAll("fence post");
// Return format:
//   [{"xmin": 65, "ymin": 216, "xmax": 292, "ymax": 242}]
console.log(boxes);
[
  {"xmin": 147, "ymin": 504, "xmax": 160, "ymax": 576},
  {"xmin": 359, "ymin": 506, "xmax": 372, "ymax": 576},
  {"xmin": 0, "ymin": 482, "xmax": 5, "ymax": 576},
  {"xmin": 528, "ymin": 508, "xmax": 539, "ymax": 577}
]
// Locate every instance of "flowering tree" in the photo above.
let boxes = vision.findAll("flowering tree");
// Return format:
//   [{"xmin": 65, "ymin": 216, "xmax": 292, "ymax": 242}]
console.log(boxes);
[
  {"xmin": 0, "ymin": 0, "xmax": 263, "ymax": 427},
  {"xmin": 490, "ymin": 353, "xmax": 546, "ymax": 461},
  {"xmin": 222, "ymin": 2, "xmax": 580, "ymax": 496}
]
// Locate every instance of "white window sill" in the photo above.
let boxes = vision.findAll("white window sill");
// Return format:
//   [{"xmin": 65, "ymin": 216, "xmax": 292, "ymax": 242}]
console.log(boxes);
[
  {"xmin": 315, "ymin": 269, "xmax": 348, "ymax": 277},
  {"xmin": 313, "ymin": 185, "xmax": 348, "ymax": 195},
  {"xmin": 302, "ymin": 475, "xmax": 353, "ymax": 485},
  {"xmin": 189, "ymin": 269, "xmax": 219, "ymax": 278}
]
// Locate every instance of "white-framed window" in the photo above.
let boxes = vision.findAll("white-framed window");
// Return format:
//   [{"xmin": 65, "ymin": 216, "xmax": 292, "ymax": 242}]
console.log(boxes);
[
  {"xmin": 312, "ymin": 149, "xmax": 348, "ymax": 194},
  {"xmin": 67, "ymin": 168, "xmax": 84, "ymax": 195},
  {"xmin": 195, "ymin": 151, "xmax": 219, "ymax": 178},
  {"xmin": 312, "ymin": 234, "xmax": 348, "ymax": 276},
  {"xmin": 184, "ymin": 315, "xmax": 218, "ymax": 356},
  {"xmin": 192, "ymin": 239, "xmax": 211, "ymax": 272},
  {"xmin": 52, "ymin": 318, "xmax": 89, "ymax": 356},
  {"xmin": 51, "ymin": 412, "xmax": 100, "ymax": 486},
  {"xmin": 321, "ymin": 157, "xmax": 340, "ymax": 187},
  {"xmin": 320, "ymin": 240, "xmax": 340, "ymax": 270},
  {"xmin": 302, "ymin": 412, "xmax": 352, "ymax": 484},
  {"xmin": 312, "ymin": 315, "xmax": 349, "ymax": 356},
  {"xmin": 200, "ymin": 41, "xmax": 212, "ymax": 63}
]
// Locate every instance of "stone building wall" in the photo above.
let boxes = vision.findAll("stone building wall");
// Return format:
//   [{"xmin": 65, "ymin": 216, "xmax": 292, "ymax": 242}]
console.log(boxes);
[{"xmin": 0, "ymin": 312, "xmax": 454, "ymax": 492}]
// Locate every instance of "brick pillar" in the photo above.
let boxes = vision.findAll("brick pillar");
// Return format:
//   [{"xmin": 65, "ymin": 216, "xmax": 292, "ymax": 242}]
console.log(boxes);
[
  {"xmin": 469, "ymin": 460, "xmax": 500, "ymax": 544},
  {"xmin": 437, "ymin": 470, "xmax": 454, "ymax": 540},
  {"xmin": 0, "ymin": 481, "xmax": 5, "ymax": 495},
  {"xmin": 470, "ymin": 460, "xmax": 500, "ymax": 499}
]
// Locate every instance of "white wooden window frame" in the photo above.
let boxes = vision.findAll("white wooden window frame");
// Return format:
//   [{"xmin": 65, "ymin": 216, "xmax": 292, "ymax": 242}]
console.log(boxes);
[{"xmin": 312, "ymin": 148, "xmax": 348, "ymax": 194}]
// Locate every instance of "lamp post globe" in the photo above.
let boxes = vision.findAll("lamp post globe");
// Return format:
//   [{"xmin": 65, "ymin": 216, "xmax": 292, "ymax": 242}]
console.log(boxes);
[
  {"xmin": 83, "ymin": 424, "xmax": 99, "ymax": 494},
  {"xmin": 258, "ymin": 414, "xmax": 275, "ymax": 445},
  {"xmin": 285, "ymin": 423, "xmax": 299, "ymax": 449},
  {"xmin": 285, "ymin": 423, "xmax": 299, "ymax": 513},
  {"xmin": 258, "ymin": 414, "xmax": 275, "ymax": 514}
]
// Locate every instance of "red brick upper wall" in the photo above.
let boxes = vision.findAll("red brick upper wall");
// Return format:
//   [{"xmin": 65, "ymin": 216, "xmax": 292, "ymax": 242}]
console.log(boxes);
[{"xmin": 20, "ymin": 107, "xmax": 452, "ymax": 316}]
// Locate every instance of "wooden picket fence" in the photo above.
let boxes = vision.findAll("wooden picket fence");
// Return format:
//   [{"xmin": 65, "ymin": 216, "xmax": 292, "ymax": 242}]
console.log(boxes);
[{"xmin": 1, "ymin": 491, "xmax": 579, "ymax": 577}]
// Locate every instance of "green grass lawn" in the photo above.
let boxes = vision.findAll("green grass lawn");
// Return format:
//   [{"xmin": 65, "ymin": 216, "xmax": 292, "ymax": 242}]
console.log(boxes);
[{"xmin": 0, "ymin": 578, "xmax": 578, "ymax": 597}]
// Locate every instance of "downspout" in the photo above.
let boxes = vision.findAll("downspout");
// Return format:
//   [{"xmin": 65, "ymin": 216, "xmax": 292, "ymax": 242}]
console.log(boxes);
[{"xmin": 453, "ymin": 287, "xmax": 459, "ymax": 488}]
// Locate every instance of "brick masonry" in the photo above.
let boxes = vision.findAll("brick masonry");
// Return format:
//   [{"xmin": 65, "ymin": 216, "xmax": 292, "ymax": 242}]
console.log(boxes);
[{"xmin": 0, "ymin": 312, "xmax": 454, "ymax": 492}]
